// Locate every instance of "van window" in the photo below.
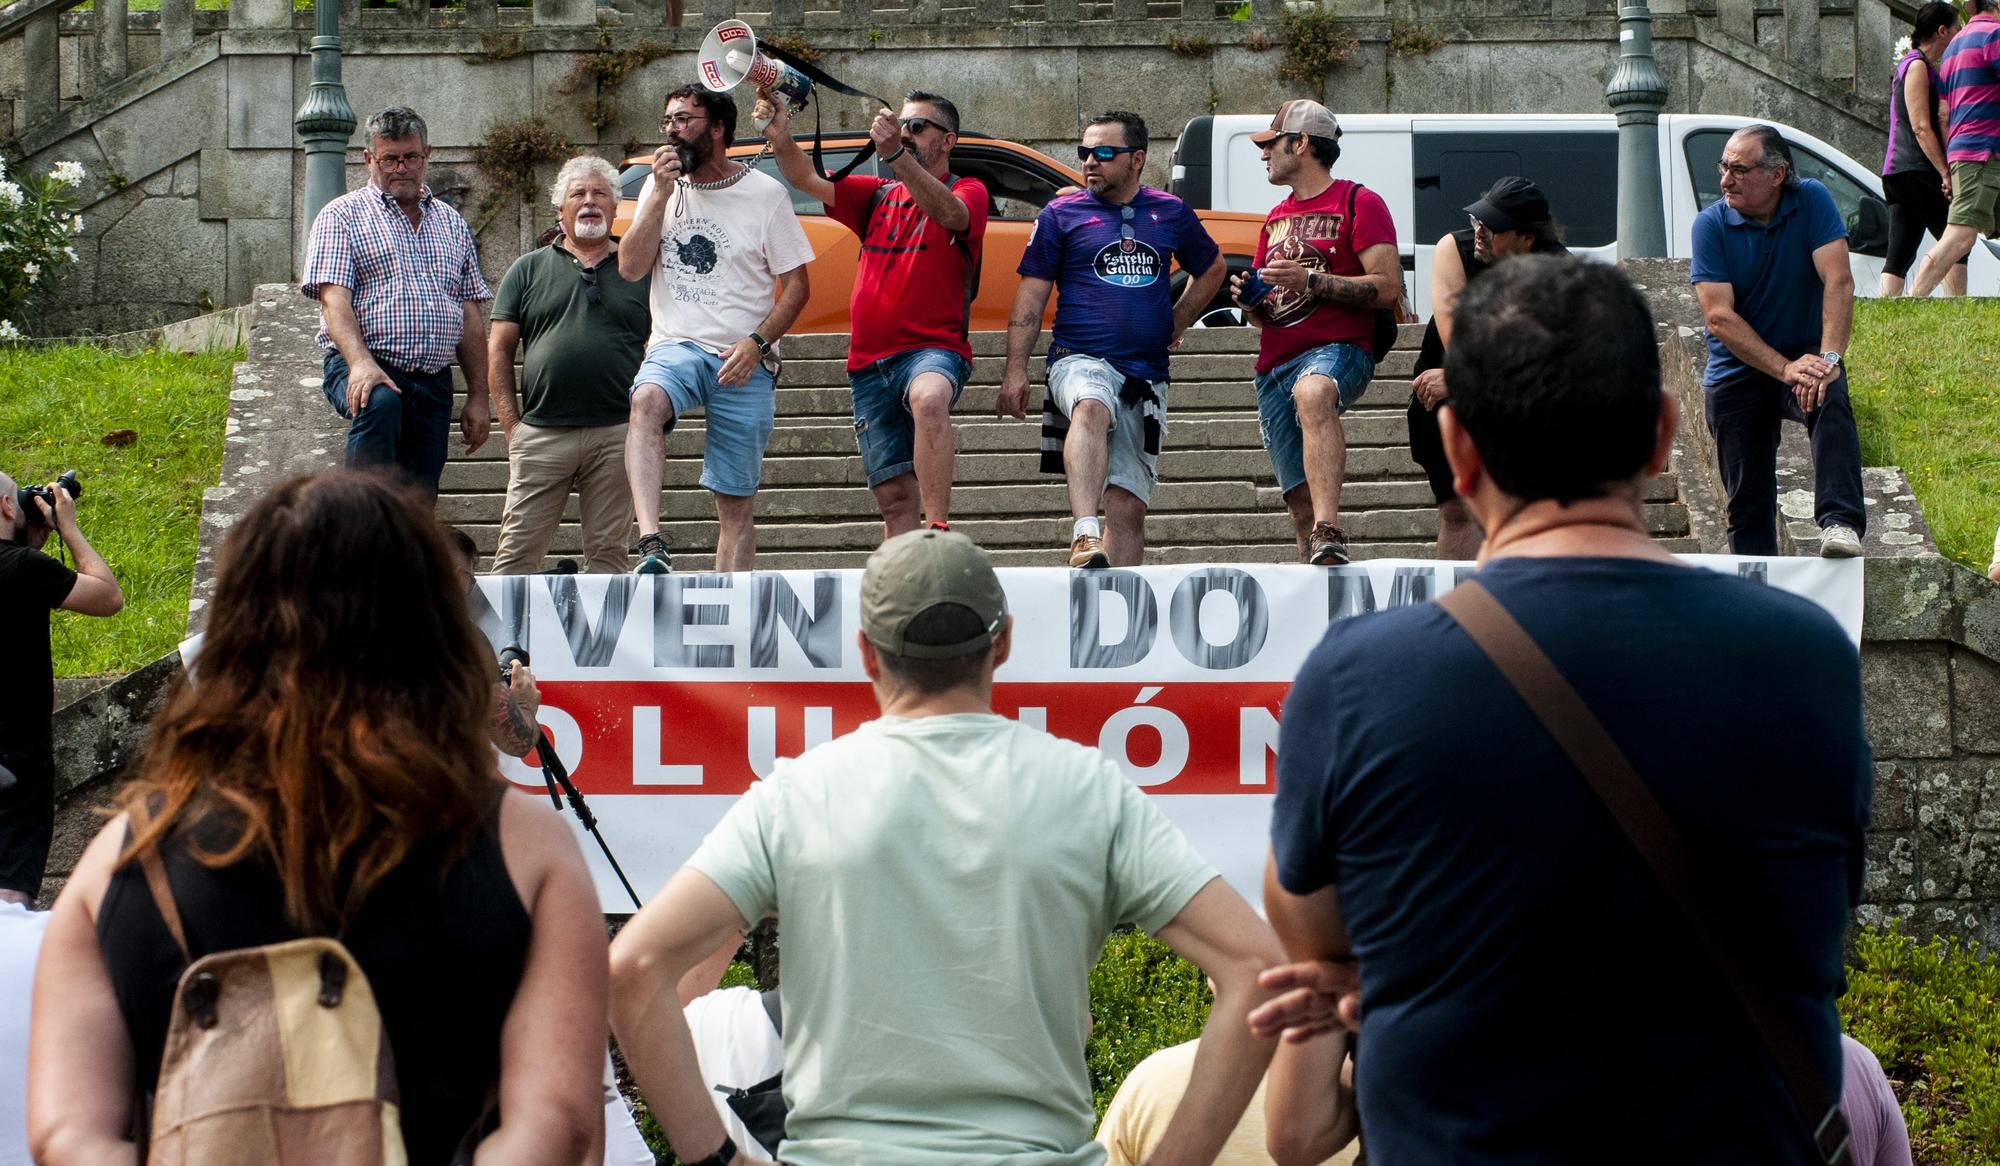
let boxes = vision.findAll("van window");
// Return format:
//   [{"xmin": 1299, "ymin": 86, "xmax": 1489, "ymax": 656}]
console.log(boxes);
[
  {"xmin": 1683, "ymin": 130, "xmax": 1886, "ymax": 255},
  {"xmin": 1412, "ymin": 130, "xmax": 1619, "ymax": 248}
]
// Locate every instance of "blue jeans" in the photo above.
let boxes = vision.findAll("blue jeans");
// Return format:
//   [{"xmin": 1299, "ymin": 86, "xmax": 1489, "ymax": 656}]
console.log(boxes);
[
  {"xmin": 1704, "ymin": 369, "xmax": 1865, "ymax": 555},
  {"xmin": 1253, "ymin": 342, "xmax": 1375, "ymax": 496},
  {"xmin": 848, "ymin": 348, "xmax": 972, "ymax": 488},
  {"xmin": 321, "ymin": 349, "xmax": 456, "ymax": 500},
  {"xmin": 632, "ymin": 341, "xmax": 778, "ymax": 497}
]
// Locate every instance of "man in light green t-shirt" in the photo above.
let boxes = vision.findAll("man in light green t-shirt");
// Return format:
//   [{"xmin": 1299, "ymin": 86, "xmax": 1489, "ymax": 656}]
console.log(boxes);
[{"xmin": 611, "ymin": 529, "xmax": 1285, "ymax": 1166}]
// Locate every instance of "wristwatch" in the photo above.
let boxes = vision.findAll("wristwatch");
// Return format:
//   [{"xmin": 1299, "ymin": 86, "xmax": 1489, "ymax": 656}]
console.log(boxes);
[
  {"xmin": 686, "ymin": 1135, "xmax": 736, "ymax": 1166},
  {"xmin": 1821, "ymin": 350, "xmax": 1842, "ymax": 367},
  {"xmin": 749, "ymin": 332, "xmax": 772, "ymax": 358}
]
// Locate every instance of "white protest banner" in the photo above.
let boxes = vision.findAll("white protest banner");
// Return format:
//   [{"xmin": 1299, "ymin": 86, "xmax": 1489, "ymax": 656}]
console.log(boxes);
[{"xmin": 473, "ymin": 557, "xmax": 1862, "ymax": 909}]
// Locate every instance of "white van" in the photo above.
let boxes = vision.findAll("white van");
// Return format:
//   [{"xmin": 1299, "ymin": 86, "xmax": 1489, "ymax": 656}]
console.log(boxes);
[{"xmin": 1169, "ymin": 113, "xmax": 2000, "ymax": 318}]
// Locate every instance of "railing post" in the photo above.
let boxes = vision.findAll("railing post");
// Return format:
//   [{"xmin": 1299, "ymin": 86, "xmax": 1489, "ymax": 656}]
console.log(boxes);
[
  {"xmin": 1045, "ymin": 0, "xmax": 1079, "ymax": 21},
  {"xmin": 466, "ymin": 0, "xmax": 499, "ymax": 25},
  {"xmin": 1854, "ymin": 0, "xmax": 1890, "ymax": 102},
  {"xmin": 22, "ymin": 11, "xmax": 58, "ymax": 127},
  {"xmin": 769, "ymin": 0, "xmax": 805, "ymax": 23},
  {"xmin": 841, "ymin": 0, "xmax": 874, "ymax": 25},
  {"xmin": 701, "ymin": 0, "xmax": 738, "ymax": 21},
  {"xmin": 534, "ymin": 0, "xmax": 599, "ymax": 27},
  {"xmin": 160, "ymin": 0, "xmax": 196, "ymax": 57},
  {"xmin": 295, "ymin": 0, "xmax": 358, "ymax": 232},
  {"xmin": 95, "ymin": 0, "xmax": 130, "ymax": 90},
  {"xmin": 1783, "ymin": 0, "xmax": 1819, "ymax": 71},
  {"xmin": 1716, "ymin": 0, "xmax": 1753, "ymax": 44},
  {"xmin": 1606, "ymin": 0, "xmax": 1668, "ymax": 258}
]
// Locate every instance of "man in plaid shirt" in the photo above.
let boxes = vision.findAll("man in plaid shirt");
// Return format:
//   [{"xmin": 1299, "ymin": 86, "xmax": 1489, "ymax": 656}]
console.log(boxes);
[{"xmin": 301, "ymin": 106, "xmax": 494, "ymax": 501}]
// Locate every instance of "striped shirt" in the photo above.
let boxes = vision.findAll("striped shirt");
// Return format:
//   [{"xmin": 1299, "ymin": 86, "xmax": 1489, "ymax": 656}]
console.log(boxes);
[
  {"xmin": 301, "ymin": 183, "xmax": 492, "ymax": 373},
  {"xmin": 1940, "ymin": 13, "xmax": 2000, "ymax": 163}
]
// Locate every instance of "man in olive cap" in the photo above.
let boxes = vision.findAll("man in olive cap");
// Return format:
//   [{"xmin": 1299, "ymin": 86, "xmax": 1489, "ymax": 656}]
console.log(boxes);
[{"xmin": 611, "ymin": 528, "xmax": 1284, "ymax": 1166}]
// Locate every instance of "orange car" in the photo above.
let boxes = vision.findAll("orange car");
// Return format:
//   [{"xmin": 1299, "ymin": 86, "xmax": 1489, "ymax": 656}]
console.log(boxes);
[{"xmin": 613, "ymin": 132, "xmax": 1266, "ymax": 333}]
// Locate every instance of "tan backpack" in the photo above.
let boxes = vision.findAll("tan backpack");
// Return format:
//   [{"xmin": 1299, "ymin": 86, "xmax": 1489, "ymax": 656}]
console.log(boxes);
[{"xmin": 134, "ymin": 834, "xmax": 408, "ymax": 1166}]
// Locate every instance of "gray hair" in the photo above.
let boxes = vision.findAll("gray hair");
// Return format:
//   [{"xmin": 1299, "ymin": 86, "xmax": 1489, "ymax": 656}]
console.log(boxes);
[
  {"xmin": 366, "ymin": 107, "xmax": 428, "ymax": 147},
  {"xmin": 1733, "ymin": 124, "xmax": 1799, "ymax": 189},
  {"xmin": 549, "ymin": 155, "xmax": 622, "ymax": 209}
]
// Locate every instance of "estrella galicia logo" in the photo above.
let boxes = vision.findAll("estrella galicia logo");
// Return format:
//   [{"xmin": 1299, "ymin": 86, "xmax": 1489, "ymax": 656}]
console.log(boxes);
[{"xmin": 1093, "ymin": 238, "xmax": 1162, "ymax": 288}]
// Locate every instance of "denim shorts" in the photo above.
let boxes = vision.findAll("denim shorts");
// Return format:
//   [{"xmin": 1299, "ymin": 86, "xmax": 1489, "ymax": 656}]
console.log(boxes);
[
  {"xmin": 849, "ymin": 347, "xmax": 972, "ymax": 488},
  {"xmin": 1253, "ymin": 342, "xmax": 1375, "ymax": 496},
  {"xmin": 631, "ymin": 340, "xmax": 777, "ymax": 498},
  {"xmin": 1047, "ymin": 353, "xmax": 1166, "ymax": 504}
]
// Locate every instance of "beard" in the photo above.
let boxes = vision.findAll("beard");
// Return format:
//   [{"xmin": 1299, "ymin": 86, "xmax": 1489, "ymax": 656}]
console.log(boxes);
[
  {"xmin": 572, "ymin": 215, "xmax": 610, "ymax": 240},
  {"xmin": 675, "ymin": 133, "xmax": 714, "ymax": 172}
]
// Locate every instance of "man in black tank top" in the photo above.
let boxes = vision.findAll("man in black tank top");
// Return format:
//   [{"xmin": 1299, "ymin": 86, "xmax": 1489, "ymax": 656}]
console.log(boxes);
[{"xmin": 1408, "ymin": 178, "xmax": 1570, "ymax": 559}]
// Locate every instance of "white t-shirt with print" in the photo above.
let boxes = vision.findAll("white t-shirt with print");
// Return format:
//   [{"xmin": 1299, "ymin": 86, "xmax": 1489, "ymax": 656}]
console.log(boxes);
[{"xmin": 641, "ymin": 168, "xmax": 813, "ymax": 359}]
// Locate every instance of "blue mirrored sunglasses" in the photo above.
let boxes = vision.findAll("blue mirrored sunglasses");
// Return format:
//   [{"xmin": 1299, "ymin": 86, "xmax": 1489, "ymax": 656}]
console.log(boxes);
[{"xmin": 1077, "ymin": 144, "xmax": 1140, "ymax": 162}]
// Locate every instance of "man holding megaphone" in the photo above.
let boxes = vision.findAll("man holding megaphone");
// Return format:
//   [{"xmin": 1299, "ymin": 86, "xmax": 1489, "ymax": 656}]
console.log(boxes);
[
  {"xmin": 757, "ymin": 89, "xmax": 987, "ymax": 541},
  {"xmin": 621, "ymin": 86, "xmax": 815, "ymax": 574}
]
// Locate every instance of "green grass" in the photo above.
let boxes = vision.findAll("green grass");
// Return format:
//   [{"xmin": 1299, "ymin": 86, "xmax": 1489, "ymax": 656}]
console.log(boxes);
[
  {"xmin": 0, "ymin": 343, "xmax": 239, "ymax": 678},
  {"xmin": 1847, "ymin": 298, "xmax": 2000, "ymax": 572}
]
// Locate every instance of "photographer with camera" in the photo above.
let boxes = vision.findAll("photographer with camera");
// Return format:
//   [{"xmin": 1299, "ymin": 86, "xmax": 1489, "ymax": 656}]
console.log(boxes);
[{"xmin": 0, "ymin": 470, "xmax": 121, "ymax": 905}]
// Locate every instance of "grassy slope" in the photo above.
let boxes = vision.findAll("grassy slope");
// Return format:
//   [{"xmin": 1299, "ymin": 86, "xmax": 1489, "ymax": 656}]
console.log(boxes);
[
  {"xmin": 1847, "ymin": 298, "xmax": 2000, "ymax": 572},
  {"xmin": 0, "ymin": 343, "xmax": 238, "ymax": 677}
]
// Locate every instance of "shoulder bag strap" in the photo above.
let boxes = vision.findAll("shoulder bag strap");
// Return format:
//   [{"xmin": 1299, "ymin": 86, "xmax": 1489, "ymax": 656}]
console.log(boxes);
[
  {"xmin": 1436, "ymin": 580, "xmax": 1850, "ymax": 1166},
  {"xmin": 126, "ymin": 801, "xmax": 191, "ymax": 962}
]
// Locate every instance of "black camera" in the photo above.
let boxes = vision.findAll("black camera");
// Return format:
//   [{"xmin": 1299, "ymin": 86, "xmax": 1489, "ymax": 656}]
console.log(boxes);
[{"xmin": 16, "ymin": 471, "xmax": 80, "ymax": 527}]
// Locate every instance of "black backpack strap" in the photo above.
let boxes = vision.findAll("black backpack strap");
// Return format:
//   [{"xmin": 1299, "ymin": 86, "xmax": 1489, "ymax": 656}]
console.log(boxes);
[
  {"xmin": 1436, "ymin": 580, "xmax": 1851, "ymax": 1166},
  {"xmin": 756, "ymin": 41, "xmax": 891, "ymax": 184}
]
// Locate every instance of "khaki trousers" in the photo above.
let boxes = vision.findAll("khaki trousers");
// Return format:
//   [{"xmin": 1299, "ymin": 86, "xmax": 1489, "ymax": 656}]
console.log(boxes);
[{"xmin": 491, "ymin": 421, "xmax": 633, "ymax": 574}]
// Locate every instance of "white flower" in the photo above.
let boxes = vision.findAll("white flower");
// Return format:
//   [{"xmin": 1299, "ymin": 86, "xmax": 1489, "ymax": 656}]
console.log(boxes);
[
  {"xmin": 63, "ymin": 245, "xmax": 78, "ymax": 262},
  {"xmin": 22, "ymin": 261, "xmax": 38, "ymax": 284},
  {"xmin": 70, "ymin": 214, "xmax": 83, "ymax": 234},
  {"xmin": 0, "ymin": 321, "xmax": 22, "ymax": 341},
  {"xmin": 1893, "ymin": 34, "xmax": 1912, "ymax": 61},
  {"xmin": 0, "ymin": 183, "xmax": 21, "ymax": 211},
  {"xmin": 51, "ymin": 160, "xmax": 84, "ymax": 186}
]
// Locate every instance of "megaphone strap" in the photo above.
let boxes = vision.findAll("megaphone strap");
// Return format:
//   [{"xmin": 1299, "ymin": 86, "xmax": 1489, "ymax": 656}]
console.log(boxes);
[{"xmin": 753, "ymin": 39, "xmax": 889, "ymax": 184}]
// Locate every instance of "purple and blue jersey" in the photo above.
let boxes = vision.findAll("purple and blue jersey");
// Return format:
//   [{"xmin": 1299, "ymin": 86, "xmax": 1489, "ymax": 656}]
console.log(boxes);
[
  {"xmin": 1017, "ymin": 187, "xmax": 1221, "ymax": 383},
  {"xmin": 1940, "ymin": 14, "xmax": 2000, "ymax": 163}
]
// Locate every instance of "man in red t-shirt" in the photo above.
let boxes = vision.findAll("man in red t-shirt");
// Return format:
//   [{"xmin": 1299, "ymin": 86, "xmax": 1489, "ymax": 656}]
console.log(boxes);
[
  {"xmin": 762, "ymin": 89, "xmax": 988, "ymax": 538},
  {"xmin": 1231, "ymin": 101, "xmax": 1401, "ymax": 565}
]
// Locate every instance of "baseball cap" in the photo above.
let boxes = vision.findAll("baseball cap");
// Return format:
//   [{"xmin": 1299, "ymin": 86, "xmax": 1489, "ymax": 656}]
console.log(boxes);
[
  {"xmin": 1464, "ymin": 176, "xmax": 1552, "ymax": 234},
  {"xmin": 1249, "ymin": 100, "xmax": 1342, "ymax": 147},
  {"xmin": 860, "ymin": 528, "xmax": 1009, "ymax": 659}
]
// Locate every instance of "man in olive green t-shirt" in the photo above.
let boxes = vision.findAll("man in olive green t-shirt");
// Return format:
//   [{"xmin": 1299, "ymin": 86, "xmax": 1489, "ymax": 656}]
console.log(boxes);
[
  {"xmin": 487, "ymin": 155, "xmax": 651, "ymax": 574},
  {"xmin": 610, "ymin": 530, "xmax": 1286, "ymax": 1166}
]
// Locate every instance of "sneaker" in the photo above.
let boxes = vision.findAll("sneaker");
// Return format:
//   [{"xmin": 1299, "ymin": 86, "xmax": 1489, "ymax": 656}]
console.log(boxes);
[
  {"xmin": 1069, "ymin": 532, "xmax": 1109, "ymax": 569},
  {"xmin": 1818, "ymin": 524, "xmax": 1863, "ymax": 559},
  {"xmin": 927, "ymin": 520, "xmax": 950, "ymax": 532},
  {"xmin": 633, "ymin": 533, "xmax": 673, "ymax": 575},
  {"xmin": 1307, "ymin": 521, "xmax": 1350, "ymax": 566}
]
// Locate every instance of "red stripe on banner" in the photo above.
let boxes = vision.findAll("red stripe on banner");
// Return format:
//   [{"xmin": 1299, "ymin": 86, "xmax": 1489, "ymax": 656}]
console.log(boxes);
[{"xmin": 525, "ymin": 681, "xmax": 1289, "ymax": 796}]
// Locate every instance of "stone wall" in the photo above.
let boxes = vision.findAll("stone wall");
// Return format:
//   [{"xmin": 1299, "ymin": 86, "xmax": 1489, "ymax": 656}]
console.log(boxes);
[{"xmin": 1, "ymin": 0, "xmax": 1908, "ymax": 334}]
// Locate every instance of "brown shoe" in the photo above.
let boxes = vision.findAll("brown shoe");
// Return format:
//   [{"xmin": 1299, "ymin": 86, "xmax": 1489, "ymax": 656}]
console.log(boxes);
[
  {"xmin": 1069, "ymin": 532, "xmax": 1109, "ymax": 569},
  {"xmin": 1307, "ymin": 521, "xmax": 1350, "ymax": 566}
]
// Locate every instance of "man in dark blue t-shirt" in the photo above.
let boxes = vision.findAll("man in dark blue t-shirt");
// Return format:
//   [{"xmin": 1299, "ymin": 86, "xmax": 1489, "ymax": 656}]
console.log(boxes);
[
  {"xmin": 1256, "ymin": 256, "xmax": 1870, "ymax": 1165},
  {"xmin": 998, "ymin": 111, "xmax": 1226, "ymax": 569},
  {"xmin": 1691, "ymin": 124, "xmax": 1864, "ymax": 559}
]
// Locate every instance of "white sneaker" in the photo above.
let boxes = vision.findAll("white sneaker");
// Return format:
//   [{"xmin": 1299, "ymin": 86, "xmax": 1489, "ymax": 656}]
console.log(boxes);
[{"xmin": 1819, "ymin": 524, "xmax": 1863, "ymax": 559}]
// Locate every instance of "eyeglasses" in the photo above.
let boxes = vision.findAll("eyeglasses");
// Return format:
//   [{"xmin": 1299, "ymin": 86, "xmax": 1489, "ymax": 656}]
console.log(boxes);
[
  {"xmin": 899, "ymin": 116, "xmax": 952, "ymax": 136},
  {"xmin": 1468, "ymin": 215, "xmax": 1492, "ymax": 235},
  {"xmin": 373, "ymin": 151, "xmax": 426, "ymax": 170},
  {"xmin": 662, "ymin": 113, "xmax": 710, "ymax": 131},
  {"xmin": 1716, "ymin": 162, "xmax": 1764, "ymax": 178},
  {"xmin": 1077, "ymin": 144, "xmax": 1140, "ymax": 162}
]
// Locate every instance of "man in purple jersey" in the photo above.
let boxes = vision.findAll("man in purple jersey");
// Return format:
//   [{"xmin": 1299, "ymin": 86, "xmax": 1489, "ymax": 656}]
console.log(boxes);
[
  {"xmin": 1908, "ymin": 0, "xmax": 2000, "ymax": 296},
  {"xmin": 998, "ymin": 112, "xmax": 1227, "ymax": 568}
]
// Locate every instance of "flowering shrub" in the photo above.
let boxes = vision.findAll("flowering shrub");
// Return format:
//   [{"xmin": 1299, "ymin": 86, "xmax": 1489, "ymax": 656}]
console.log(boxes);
[{"xmin": 0, "ymin": 158, "xmax": 88, "ymax": 339}]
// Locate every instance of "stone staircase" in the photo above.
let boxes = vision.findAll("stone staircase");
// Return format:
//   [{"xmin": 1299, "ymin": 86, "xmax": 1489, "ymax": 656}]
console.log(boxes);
[
  {"xmin": 195, "ymin": 287, "xmax": 1693, "ymax": 622},
  {"xmin": 436, "ymin": 324, "xmax": 1695, "ymax": 569}
]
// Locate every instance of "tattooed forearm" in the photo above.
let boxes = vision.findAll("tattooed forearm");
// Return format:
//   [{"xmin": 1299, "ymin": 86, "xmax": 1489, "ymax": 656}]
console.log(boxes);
[
  {"xmin": 1313, "ymin": 273, "xmax": 1380, "ymax": 306},
  {"xmin": 492, "ymin": 684, "xmax": 538, "ymax": 758}
]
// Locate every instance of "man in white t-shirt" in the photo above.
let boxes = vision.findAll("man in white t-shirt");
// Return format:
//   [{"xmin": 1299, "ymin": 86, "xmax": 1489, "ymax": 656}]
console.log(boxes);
[
  {"xmin": 619, "ymin": 86, "xmax": 813, "ymax": 574},
  {"xmin": 610, "ymin": 529, "xmax": 1285, "ymax": 1166},
  {"xmin": 1, "ymin": 903, "xmax": 50, "ymax": 1166}
]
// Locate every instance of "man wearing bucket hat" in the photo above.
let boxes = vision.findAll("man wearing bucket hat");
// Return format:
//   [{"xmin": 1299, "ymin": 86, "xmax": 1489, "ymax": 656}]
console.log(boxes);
[
  {"xmin": 610, "ymin": 528, "xmax": 1285, "ymax": 1166},
  {"xmin": 1232, "ymin": 100, "xmax": 1402, "ymax": 566},
  {"xmin": 1408, "ymin": 176, "xmax": 1569, "ymax": 559}
]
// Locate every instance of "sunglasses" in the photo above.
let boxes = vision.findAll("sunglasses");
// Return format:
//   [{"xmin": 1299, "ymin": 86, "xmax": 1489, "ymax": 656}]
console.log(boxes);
[
  {"xmin": 1119, "ymin": 204, "xmax": 1136, "ymax": 242},
  {"xmin": 899, "ymin": 116, "xmax": 952, "ymax": 136},
  {"xmin": 1077, "ymin": 144, "xmax": 1140, "ymax": 162},
  {"xmin": 579, "ymin": 265, "xmax": 601, "ymax": 307}
]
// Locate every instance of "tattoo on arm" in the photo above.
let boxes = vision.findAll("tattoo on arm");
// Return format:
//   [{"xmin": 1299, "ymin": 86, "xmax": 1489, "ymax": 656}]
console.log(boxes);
[
  {"xmin": 493, "ymin": 687, "xmax": 537, "ymax": 758},
  {"xmin": 1315, "ymin": 274, "xmax": 1380, "ymax": 306}
]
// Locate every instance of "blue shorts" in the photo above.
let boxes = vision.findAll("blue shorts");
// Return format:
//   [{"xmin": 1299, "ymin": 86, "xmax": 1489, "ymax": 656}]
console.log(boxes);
[
  {"xmin": 1253, "ymin": 342, "xmax": 1375, "ymax": 496},
  {"xmin": 631, "ymin": 340, "xmax": 777, "ymax": 498},
  {"xmin": 849, "ymin": 347, "xmax": 972, "ymax": 488}
]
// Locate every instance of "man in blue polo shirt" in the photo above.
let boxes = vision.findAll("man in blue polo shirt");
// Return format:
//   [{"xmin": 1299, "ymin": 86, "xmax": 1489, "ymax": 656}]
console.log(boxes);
[
  {"xmin": 999, "ymin": 112, "xmax": 1227, "ymax": 568},
  {"xmin": 1691, "ymin": 124, "xmax": 1864, "ymax": 558}
]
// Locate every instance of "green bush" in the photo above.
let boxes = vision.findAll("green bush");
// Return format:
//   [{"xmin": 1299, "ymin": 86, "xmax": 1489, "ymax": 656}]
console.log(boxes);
[
  {"xmin": 1086, "ymin": 930, "xmax": 1212, "ymax": 1121},
  {"xmin": 1840, "ymin": 926, "xmax": 2000, "ymax": 1166}
]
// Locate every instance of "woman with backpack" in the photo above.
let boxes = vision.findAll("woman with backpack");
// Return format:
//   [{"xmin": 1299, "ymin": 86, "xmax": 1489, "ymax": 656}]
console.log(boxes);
[{"xmin": 26, "ymin": 471, "xmax": 609, "ymax": 1166}]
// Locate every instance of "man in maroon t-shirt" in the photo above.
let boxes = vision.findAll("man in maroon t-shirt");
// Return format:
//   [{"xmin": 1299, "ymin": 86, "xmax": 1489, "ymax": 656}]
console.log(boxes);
[
  {"xmin": 762, "ymin": 89, "xmax": 989, "ymax": 538},
  {"xmin": 1231, "ymin": 101, "xmax": 1401, "ymax": 565}
]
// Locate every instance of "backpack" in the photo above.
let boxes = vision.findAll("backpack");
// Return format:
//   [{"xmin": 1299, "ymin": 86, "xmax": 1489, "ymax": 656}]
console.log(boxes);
[
  {"xmin": 1342, "ymin": 180, "xmax": 1409, "ymax": 362},
  {"xmin": 132, "ymin": 815, "xmax": 408, "ymax": 1166}
]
